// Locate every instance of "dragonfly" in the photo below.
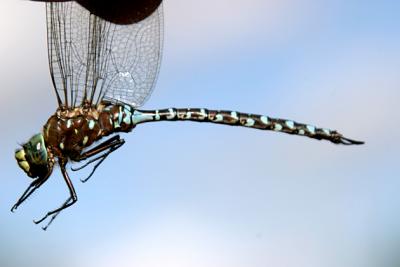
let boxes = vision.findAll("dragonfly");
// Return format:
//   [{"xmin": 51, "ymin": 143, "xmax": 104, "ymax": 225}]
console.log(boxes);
[{"xmin": 12, "ymin": 1, "xmax": 364, "ymax": 230}]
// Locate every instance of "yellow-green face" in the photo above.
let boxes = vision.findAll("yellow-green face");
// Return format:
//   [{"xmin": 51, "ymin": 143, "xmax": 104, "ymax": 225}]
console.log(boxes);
[
  {"xmin": 15, "ymin": 133, "xmax": 49, "ymax": 178},
  {"xmin": 15, "ymin": 148, "xmax": 31, "ymax": 175}
]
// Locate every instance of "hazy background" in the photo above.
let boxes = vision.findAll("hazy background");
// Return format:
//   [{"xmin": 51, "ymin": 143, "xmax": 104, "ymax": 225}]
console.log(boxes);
[{"xmin": 0, "ymin": 0, "xmax": 399, "ymax": 266}]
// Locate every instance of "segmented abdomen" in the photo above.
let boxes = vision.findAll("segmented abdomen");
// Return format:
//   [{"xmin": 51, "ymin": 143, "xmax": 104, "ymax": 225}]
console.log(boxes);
[{"xmin": 123, "ymin": 107, "xmax": 363, "ymax": 145}]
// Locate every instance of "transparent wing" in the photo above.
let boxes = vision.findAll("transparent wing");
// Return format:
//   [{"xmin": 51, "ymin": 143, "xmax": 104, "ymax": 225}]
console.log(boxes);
[{"xmin": 46, "ymin": 2, "xmax": 163, "ymax": 108}]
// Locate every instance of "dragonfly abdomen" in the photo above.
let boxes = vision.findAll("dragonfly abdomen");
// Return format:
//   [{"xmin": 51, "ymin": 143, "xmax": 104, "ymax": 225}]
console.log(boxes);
[{"xmin": 129, "ymin": 107, "xmax": 363, "ymax": 145}]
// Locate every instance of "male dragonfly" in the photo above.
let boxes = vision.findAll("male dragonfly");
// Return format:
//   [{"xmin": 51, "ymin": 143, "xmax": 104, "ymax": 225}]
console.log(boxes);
[{"xmin": 12, "ymin": 1, "xmax": 364, "ymax": 230}]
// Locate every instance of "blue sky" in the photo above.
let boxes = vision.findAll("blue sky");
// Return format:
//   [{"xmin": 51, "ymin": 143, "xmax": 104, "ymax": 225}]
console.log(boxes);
[{"xmin": 0, "ymin": 0, "xmax": 399, "ymax": 267}]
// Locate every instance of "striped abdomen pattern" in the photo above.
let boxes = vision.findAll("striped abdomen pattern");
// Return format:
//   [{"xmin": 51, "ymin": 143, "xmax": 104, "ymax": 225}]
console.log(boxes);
[{"xmin": 106, "ymin": 105, "xmax": 363, "ymax": 145}]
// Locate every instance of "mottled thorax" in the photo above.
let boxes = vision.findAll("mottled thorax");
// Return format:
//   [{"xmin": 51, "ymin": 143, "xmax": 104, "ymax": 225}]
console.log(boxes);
[{"xmin": 42, "ymin": 102, "xmax": 137, "ymax": 160}]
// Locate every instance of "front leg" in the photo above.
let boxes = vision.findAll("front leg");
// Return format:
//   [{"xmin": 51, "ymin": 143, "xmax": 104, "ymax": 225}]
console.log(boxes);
[
  {"xmin": 34, "ymin": 158, "xmax": 77, "ymax": 230},
  {"xmin": 11, "ymin": 172, "xmax": 51, "ymax": 212}
]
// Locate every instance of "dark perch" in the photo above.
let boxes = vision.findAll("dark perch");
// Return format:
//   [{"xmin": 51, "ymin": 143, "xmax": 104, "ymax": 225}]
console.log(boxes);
[{"xmin": 30, "ymin": 0, "xmax": 162, "ymax": 24}]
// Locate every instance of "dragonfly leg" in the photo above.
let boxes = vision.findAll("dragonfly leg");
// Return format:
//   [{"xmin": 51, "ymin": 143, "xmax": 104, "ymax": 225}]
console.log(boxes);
[
  {"xmin": 77, "ymin": 135, "xmax": 122, "ymax": 161},
  {"xmin": 71, "ymin": 135, "xmax": 125, "ymax": 183},
  {"xmin": 34, "ymin": 159, "xmax": 77, "ymax": 230},
  {"xmin": 40, "ymin": 197, "xmax": 72, "ymax": 231},
  {"xmin": 11, "ymin": 172, "xmax": 51, "ymax": 212}
]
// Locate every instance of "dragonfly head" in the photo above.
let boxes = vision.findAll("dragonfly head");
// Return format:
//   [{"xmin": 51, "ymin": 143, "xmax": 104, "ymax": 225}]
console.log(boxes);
[{"xmin": 15, "ymin": 133, "xmax": 51, "ymax": 179}]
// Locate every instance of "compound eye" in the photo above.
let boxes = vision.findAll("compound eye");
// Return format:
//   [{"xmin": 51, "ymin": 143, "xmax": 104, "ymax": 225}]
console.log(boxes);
[{"xmin": 36, "ymin": 142, "xmax": 41, "ymax": 151}]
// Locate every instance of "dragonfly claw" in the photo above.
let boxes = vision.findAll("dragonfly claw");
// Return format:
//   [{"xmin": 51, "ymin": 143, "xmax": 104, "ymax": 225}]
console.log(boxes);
[
  {"xmin": 11, "ymin": 204, "xmax": 19, "ymax": 213},
  {"xmin": 33, "ymin": 214, "xmax": 49, "ymax": 225}
]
